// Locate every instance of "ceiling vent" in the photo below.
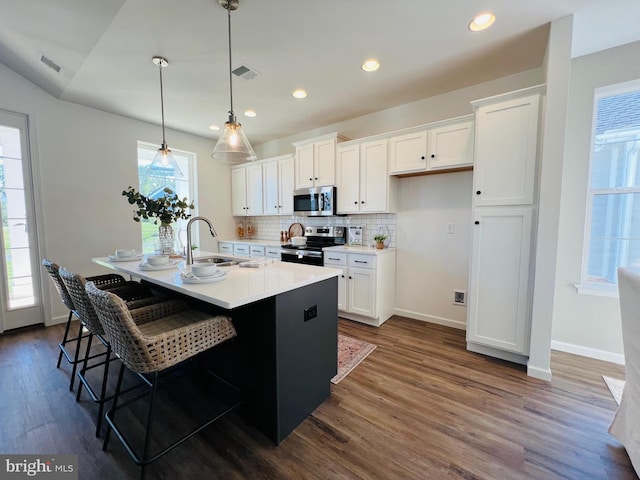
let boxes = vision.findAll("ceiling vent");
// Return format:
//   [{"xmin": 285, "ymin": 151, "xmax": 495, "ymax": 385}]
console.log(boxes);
[
  {"xmin": 232, "ymin": 64, "xmax": 260, "ymax": 81},
  {"xmin": 39, "ymin": 52, "xmax": 62, "ymax": 74}
]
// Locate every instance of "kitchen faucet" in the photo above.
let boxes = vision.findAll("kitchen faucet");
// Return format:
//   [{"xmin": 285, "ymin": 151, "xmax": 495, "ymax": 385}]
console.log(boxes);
[{"xmin": 186, "ymin": 216, "xmax": 217, "ymax": 265}]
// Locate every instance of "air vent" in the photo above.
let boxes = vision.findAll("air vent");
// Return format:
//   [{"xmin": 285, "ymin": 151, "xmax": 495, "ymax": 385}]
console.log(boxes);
[
  {"xmin": 232, "ymin": 64, "xmax": 259, "ymax": 80},
  {"xmin": 39, "ymin": 53, "xmax": 62, "ymax": 74}
]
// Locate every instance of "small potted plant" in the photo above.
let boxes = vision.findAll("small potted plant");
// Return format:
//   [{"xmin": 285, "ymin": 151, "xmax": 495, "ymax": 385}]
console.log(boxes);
[{"xmin": 374, "ymin": 233, "xmax": 387, "ymax": 249}]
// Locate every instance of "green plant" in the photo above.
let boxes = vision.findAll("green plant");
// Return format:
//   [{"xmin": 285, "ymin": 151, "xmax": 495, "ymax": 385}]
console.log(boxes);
[
  {"xmin": 122, "ymin": 186, "xmax": 195, "ymax": 225},
  {"xmin": 374, "ymin": 234, "xmax": 387, "ymax": 243}
]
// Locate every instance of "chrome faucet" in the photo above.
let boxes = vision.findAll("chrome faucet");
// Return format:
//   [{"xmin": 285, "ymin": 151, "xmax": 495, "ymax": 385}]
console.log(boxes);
[{"xmin": 186, "ymin": 216, "xmax": 217, "ymax": 265}]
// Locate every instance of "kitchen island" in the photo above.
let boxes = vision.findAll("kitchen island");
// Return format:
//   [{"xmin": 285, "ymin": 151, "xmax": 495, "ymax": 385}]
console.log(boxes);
[{"xmin": 93, "ymin": 255, "xmax": 340, "ymax": 444}]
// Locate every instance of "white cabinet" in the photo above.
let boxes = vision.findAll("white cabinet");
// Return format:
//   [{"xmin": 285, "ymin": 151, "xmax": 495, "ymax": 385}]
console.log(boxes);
[
  {"xmin": 428, "ymin": 120, "xmax": 474, "ymax": 170},
  {"xmin": 324, "ymin": 249, "xmax": 396, "ymax": 327},
  {"xmin": 231, "ymin": 164, "xmax": 263, "ymax": 216},
  {"xmin": 265, "ymin": 246, "xmax": 282, "ymax": 259},
  {"xmin": 218, "ymin": 242, "xmax": 233, "ymax": 255},
  {"xmin": 249, "ymin": 245, "xmax": 266, "ymax": 257},
  {"xmin": 388, "ymin": 129, "xmax": 428, "ymax": 174},
  {"xmin": 293, "ymin": 133, "xmax": 347, "ymax": 189},
  {"xmin": 337, "ymin": 138, "xmax": 392, "ymax": 214},
  {"xmin": 467, "ymin": 208, "xmax": 533, "ymax": 354},
  {"xmin": 466, "ymin": 86, "xmax": 544, "ymax": 363},
  {"xmin": 263, "ymin": 155, "xmax": 294, "ymax": 215},
  {"xmin": 233, "ymin": 243, "xmax": 250, "ymax": 257},
  {"xmin": 473, "ymin": 95, "xmax": 540, "ymax": 206}
]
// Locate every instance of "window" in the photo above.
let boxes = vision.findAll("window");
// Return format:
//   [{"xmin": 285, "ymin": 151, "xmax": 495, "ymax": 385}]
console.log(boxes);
[
  {"xmin": 137, "ymin": 142, "xmax": 197, "ymax": 254},
  {"xmin": 581, "ymin": 80, "xmax": 640, "ymax": 294}
]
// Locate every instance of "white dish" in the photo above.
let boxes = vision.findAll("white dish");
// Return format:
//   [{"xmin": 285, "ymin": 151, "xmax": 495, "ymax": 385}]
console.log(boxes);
[
  {"xmin": 108, "ymin": 253, "xmax": 143, "ymax": 262},
  {"xmin": 138, "ymin": 260, "xmax": 178, "ymax": 271},
  {"xmin": 178, "ymin": 271, "xmax": 227, "ymax": 284}
]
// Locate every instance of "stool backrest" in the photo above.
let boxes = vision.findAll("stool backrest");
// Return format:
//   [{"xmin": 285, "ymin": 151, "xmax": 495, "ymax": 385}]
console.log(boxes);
[
  {"xmin": 41, "ymin": 259, "xmax": 75, "ymax": 312},
  {"xmin": 59, "ymin": 268, "xmax": 105, "ymax": 335}
]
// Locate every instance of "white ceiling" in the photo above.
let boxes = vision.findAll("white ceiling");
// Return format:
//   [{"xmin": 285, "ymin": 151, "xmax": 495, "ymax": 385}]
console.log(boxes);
[{"xmin": 1, "ymin": 0, "xmax": 639, "ymax": 146}]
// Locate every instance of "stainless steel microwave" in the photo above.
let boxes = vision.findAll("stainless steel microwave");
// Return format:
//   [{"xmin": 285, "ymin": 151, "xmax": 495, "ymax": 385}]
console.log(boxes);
[{"xmin": 293, "ymin": 186, "xmax": 336, "ymax": 216}]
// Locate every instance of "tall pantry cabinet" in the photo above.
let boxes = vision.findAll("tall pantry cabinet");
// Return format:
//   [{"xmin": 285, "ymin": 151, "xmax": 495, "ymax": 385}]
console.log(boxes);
[{"xmin": 466, "ymin": 85, "xmax": 545, "ymax": 364}]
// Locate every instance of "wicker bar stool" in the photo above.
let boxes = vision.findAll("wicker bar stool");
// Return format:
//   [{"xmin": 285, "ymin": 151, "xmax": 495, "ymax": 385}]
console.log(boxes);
[
  {"xmin": 59, "ymin": 267, "xmax": 165, "ymax": 437},
  {"xmin": 85, "ymin": 281, "xmax": 242, "ymax": 480},
  {"xmin": 41, "ymin": 259, "xmax": 135, "ymax": 391}
]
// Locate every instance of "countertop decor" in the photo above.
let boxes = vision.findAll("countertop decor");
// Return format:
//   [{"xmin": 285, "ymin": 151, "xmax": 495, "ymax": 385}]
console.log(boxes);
[{"xmin": 122, "ymin": 186, "xmax": 194, "ymax": 225}]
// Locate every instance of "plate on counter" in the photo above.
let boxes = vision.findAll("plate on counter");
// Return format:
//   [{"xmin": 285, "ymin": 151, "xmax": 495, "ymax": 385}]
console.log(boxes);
[
  {"xmin": 108, "ymin": 253, "xmax": 143, "ymax": 262},
  {"xmin": 138, "ymin": 261, "xmax": 179, "ymax": 271},
  {"xmin": 178, "ymin": 271, "xmax": 228, "ymax": 284},
  {"xmin": 288, "ymin": 222, "xmax": 304, "ymax": 239}
]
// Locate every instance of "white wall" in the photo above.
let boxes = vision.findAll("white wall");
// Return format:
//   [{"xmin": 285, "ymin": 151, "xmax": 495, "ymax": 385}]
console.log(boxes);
[
  {"xmin": 0, "ymin": 63, "xmax": 235, "ymax": 325},
  {"xmin": 552, "ymin": 40, "xmax": 640, "ymax": 363}
]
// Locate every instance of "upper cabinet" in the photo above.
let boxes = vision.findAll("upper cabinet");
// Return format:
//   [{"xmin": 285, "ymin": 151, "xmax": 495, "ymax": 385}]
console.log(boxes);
[
  {"xmin": 263, "ymin": 155, "xmax": 294, "ymax": 215},
  {"xmin": 472, "ymin": 95, "xmax": 540, "ymax": 206},
  {"xmin": 231, "ymin": 164, "xmax": 263, "ymax": 216},
  {"xmin": 337, "ymin": 138, "xmax": 395, "ymax": 214},
  {"xmin": 293, "ymin": 133, "xmax": 348, "ymax": 189},
  {"xmin": 388, "ymin": 116, "xmax": 474, "ymax": 176}
]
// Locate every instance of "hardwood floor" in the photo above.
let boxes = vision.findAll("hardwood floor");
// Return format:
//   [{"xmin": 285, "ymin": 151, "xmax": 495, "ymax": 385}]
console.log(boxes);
[{"xmin": 0, "ymin": 316, "xmax": 634, "ymax": 479}]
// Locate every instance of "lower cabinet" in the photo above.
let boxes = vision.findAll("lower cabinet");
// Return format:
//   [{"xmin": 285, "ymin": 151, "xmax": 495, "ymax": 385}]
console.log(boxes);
[
  {"xmin": 466, "ymin": 207, "xmax": 533, "ymax": 361},
  {"xmin": 218, "ymin": 242, "xmax": 234, "ymax": 255},
  {"xmin": 324, "ymin": 250, "xmax": 396, "ymax": 327},
  {"xmin": 233, "ymin": 243, "xmax": 250, "ymax": 257},
  {"xmin": 265, "ymin": 246, "xmax": 282, "ymax": 259}
]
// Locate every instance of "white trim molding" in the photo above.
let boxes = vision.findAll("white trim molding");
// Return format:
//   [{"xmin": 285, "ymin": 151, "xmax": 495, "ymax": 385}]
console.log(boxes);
[
  {"xmin": 393, "ymin": 309, "xmax": 466, "ymax": 330},
  {"xmin": 551, "ymin": 340, "xmax": 625, "ymax": 365}
]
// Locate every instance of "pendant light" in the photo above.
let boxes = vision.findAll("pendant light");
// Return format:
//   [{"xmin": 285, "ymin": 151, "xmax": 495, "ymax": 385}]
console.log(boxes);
[
  {"xmin": 211, "ymin": 0, "xmax": 257, "ymax": 164},
  {"xmin": 150, "ymin": 56, "xmax": 184, "ymax": 176}
]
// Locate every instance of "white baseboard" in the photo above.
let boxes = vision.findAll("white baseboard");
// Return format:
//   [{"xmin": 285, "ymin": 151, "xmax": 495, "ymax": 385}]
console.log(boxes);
[
  {"xmin": 393, "ymin": 309, "xmax": 466, "ymax": 330},
  {"xmin": 527, "ymin": 364, "xmax": 552, "ymax": 381},
  {"xmin": 551, "ymin": 340, "xmax": 625, "ymax": 365},
  {"xmin": 45, "ymin": 314, "xmax": 68, "ymax": 327}
]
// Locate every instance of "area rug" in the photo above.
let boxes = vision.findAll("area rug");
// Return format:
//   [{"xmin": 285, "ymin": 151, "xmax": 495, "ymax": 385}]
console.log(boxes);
[
  {"xmin": 331, "ymin": 334, "xmax": 377, "ymax": 384},
  {"xmin": 603, "ymin": 375, "xmax": 625, "ymax": 405}
]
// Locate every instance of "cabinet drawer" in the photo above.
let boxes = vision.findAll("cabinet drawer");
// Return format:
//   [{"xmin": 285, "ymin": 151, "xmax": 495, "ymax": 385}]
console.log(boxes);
[
  {"xmin": 218, "ymin": 242, "xmax": 233, "ymax": 254},
  {"xmin": 348, "ymin": 254, "xmax": 376, "ymax": 269},
  {"xmin": 265, "ymin": 247, "xmax": 282, "ymax": 259},
  {"xmin": 233, "ymin": 244, "xmax": 250, "ymax": 256},
  {"xmin": 323, "ymin": 252, "xmax": 347, "ymax": 266},
  {"xmin": 250, "ymin": 245, "xmax": 266, "ymax": 257}
]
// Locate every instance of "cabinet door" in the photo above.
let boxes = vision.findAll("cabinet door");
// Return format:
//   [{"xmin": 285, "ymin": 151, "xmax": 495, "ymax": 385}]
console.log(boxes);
[
  {"xmin": 467, "ymin": 208, "xmax": 532, "ymax": 354},
  {"xmin": 245, "ymin": 164, "xmax": 264, "ymax": 215},
  {"xmin": 278, "ymin": 156, "xmax": 294, "ymax": 215},
  {"xmin": 231, "ymin": 167, "xmax": 247, "ymax": 216},
  {"xmin": 428, "ymin": 120, "xmax": 474, "ymax": 170},
  {"xmin": 336, "ymin": 144, "xmax": 360, "ymax": 214},
  {"xmin": 263, "ymin": 161, "xmax": 279, "ymax": 215},
  {"xmin": 218, "ymin": 242, "xmax": 234, "ymax": 255},
  {"xmin": 360, "ymin": 139, "xmax": 388, "ymax": 213},
  {"xmin": 348, "ymin": 267, "xmax": 376, "ymax": 318},
  {"xmin": 295, "ymin": 143, "xmax": 315, "ymax": 189},
  {"xmin": 250, "ymin": 245, "xmax": 266, "ymax": 257},
  {"xmin": 314, "ymin": 138, "xmax": 336, "ymax": 186},
  {"xmin": 388, "ymin": 130, "xmax": 428, "ymax": 174},
  {"xmin": 474, "ymin": 95, "xmax": 539, "ymax": 206},
  {"xmin": 336, "ymin": 266, "xmax": 347, "ymax": 311}
]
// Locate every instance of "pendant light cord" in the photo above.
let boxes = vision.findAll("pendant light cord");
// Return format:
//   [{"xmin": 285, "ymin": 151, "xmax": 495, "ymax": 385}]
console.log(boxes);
[
  {"xmin": 226, "ymin": 2, "xmax": 234, "ymax": 119},
  {"xmin": 159, "ymin": 61, "xmax": 167, "ymax": 145}
]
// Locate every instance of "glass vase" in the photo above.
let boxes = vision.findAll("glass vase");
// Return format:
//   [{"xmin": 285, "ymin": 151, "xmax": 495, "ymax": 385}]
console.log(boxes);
[{"xmin": 158, "ymin": 223, "xmax": 175, "ymax": 254}]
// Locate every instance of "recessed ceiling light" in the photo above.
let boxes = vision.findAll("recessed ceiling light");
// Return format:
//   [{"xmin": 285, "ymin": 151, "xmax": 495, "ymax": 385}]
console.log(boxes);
[
  {"xmin": 469, "ymin": 12, "xmax": 495, "ymax": 31},
  {"xmin": 209, "ymin": 124, "xmax": 220, "ymax": 131},
  {"xmin": 361, "ymin": 59, "xmax": 380, "ymax": 72},
  {"xmin": 244, "ymin": 110, "xmax": 257, "ymax": 118},
  {"xmin": 292, "ymin": 89, "xmax": 307, "ymax": 99}
]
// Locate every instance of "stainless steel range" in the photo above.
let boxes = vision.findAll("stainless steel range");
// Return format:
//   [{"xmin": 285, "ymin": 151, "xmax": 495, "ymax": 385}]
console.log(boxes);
[{"xmin": 280, "ymin": 226, "xmax": 346, "ymax": 266}]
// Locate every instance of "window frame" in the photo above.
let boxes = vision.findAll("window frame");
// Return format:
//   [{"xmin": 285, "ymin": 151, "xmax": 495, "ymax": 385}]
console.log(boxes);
[{"xmin": 578, "ymin": 79, "xmax": 640, "ymax": 297}]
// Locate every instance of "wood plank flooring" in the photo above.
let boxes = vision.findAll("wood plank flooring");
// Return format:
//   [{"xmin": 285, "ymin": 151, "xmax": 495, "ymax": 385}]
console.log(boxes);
[{"xmin": 0, "ymin": 316, "xmax": 634, "ymax": 479}]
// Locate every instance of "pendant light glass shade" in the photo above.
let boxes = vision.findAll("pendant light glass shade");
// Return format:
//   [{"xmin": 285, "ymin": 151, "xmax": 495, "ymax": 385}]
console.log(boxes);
[
  {"xmin": 211, "ymin": 0, "xmax": 256, "ymax": 164},
  {"xmin": 150, "ymin": 56, "xmax": 184, "ymax": 177}
]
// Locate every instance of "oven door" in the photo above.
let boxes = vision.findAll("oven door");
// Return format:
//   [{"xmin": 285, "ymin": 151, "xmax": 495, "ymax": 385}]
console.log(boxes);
[{"xmin": 280, "ymin": 249, "xmax": 323, "ymax": 266}]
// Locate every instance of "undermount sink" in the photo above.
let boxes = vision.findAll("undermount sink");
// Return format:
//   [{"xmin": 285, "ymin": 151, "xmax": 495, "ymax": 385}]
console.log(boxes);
[{"xmin": 193, "ymin": 256, "xmax": 239, "ymax": 267}]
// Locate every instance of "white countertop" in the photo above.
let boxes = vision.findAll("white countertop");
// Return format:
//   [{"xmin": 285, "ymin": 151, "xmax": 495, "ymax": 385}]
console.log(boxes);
[
  {"xmin": 92, "ymin": 253, "xmax": 340, "ymax": 310},
  {"xmin": 323, "ymin": 245, "xmax": 396, "ymax": 255}
]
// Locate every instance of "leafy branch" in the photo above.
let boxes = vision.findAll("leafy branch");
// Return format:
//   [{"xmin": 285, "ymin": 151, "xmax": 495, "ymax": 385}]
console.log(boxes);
[{"xmin": 122, "ymin": 186, "xmax": 195, "ymax": 225}]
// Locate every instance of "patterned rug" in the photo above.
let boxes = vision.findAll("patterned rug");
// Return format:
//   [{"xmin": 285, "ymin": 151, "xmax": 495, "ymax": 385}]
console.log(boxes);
[
  {"xmin": 603, "ymin": 375, "xmax": 625, "ymax": 405},
  {"xmin": 331, "ymin": 334, "xmax": 377, "ymax": 384}
]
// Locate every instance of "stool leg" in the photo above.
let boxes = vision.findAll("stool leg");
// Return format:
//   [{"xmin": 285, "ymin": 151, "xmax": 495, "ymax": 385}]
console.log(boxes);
[
  {"xmin": 103, "ymin": 363, "xmax": 126, "ymax": 452},
  {"xmin": 69, "ymin": 321, "xmax": 84, "ymax": 391},
  {"xmin": 140, "ymin": 371, "xmax": 159, "ymax": 480},
  {"xmin": 95, "ymin": 345, "xmax": 111, "ymax": 437},
  {"xmin": 57, "ymin": 310, "xmax": 73, "ymax": 368},
  {"xmin": 75, "ymin": 333, "xmax": 94, "ymax": 401}
]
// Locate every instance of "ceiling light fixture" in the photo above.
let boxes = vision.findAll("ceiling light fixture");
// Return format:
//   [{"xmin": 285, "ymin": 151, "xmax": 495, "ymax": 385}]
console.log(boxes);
[
  {"xmin": 469, "ymin": 12, "xmax": 496, "ymax": 31},
  {"xmin": 292, "ymin": 89, "xmax": 307, "ymax": 99},
  {"xmin": 211, "ymin": 0, "xmax": 257, "ymax": 164},
  {"xmin": 150, "ymin": 56, "xmax": 183, "ymax": 176},
  {"xmin": 361, "ymin": 59, "xmax": 380, "ymax": 72},
  {"xmin": 244, "ymin": 109, "xmax": 256, "ymax": 117},
  {"xmin": 209, "ymin": 124, "xmax": 220, "ymax": 131}
]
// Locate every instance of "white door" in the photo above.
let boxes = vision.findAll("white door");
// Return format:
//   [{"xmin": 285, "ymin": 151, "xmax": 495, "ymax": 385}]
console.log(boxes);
[
  {"xmin": 295, "ymin": 143, "xmax": 314, "ymax": 189},
  {"xmin": 388, "ymin": 130, "xmax": 428, "ymax": 174},
  {"xmin": 428, "ymin": 121, "xmax": 474, "ymax": 170},
  {"xmin": 360, "ymin": 139, "xmax": 388, "ymax": 213},
  {"xmin": 230, "ymin": 167, "xmax": 247, "ymax": 216},
  {"xmin": 263, "ymin": 160, "xmax": 279, "ymax": 215},
  {"xmin": 348, "ymin": 267, "xmax": 376, "ymax": 318},
  {"xmin": 314, "ymin": 138, "xmax": 337, "ymax": 187},
  {"xmin": 277, "ymin": 156, "xmax": 294, "ymax": 215},
  {"xmin": 336, "ymin": 144, "xmax": 360, "ymax": 214},
  {"xmin": 245, "ymin": 164, "xmax": 264, "ymax": 215},
  {"xmin": 0, "ymin": 110, "xmax": 43, "ymax": 331}
]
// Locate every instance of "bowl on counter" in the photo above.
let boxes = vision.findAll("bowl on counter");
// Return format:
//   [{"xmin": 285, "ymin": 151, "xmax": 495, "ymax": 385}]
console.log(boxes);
[
  {"xmin": 191, "ymin": 263, "xmax": 218, "ymax": 277},
  {"xmin": 291, "ymin": 236, "xmax": 307, "ymax": 246},
  {"xmin": 147, "ymin": 255, "xmax": 170, "ymax": 266}
]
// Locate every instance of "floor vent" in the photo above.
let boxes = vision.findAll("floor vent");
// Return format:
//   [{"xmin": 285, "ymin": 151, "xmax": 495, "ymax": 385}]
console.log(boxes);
[{"xmin": 232, "ymin": 64, "xmax": 259, "ymax": 80}]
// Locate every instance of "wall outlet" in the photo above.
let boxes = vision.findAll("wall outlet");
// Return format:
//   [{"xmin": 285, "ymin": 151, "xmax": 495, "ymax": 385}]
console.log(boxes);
[
  {"xmin": 447, "ymin": 223, "xmax": 455, "ymax": 234},
  {"xmin": 453, "ymin": 290, "xmax": 466, "ymax": 306}
]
